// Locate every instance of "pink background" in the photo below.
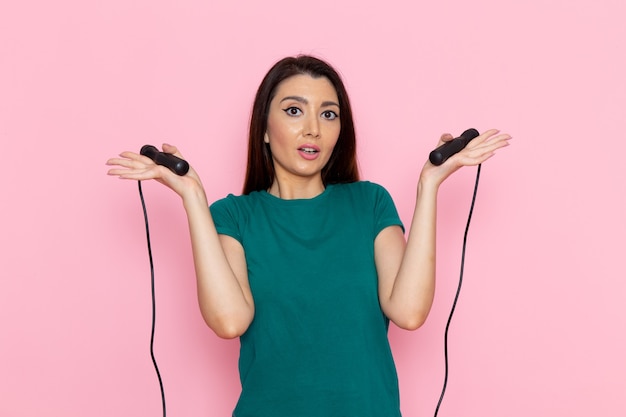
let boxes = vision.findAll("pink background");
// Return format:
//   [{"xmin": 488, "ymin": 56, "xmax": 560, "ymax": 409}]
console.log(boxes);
[{"xmin": 1, "ymin": 0, "xmax": 625, "ymax": 416}]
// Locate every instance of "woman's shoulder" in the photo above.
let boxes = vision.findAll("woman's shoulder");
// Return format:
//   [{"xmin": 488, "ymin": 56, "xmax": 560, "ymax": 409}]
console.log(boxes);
[
  {"xmin": 332, "ymin": 180, "xmax": 392, "ymax": 198},
  {"xmin": 212, "ymin": 190, "xmax": 264, "ymax": 204},
  {"xmin": 210, "ymin": 190, "xmax": 266, "ymax": 216}
]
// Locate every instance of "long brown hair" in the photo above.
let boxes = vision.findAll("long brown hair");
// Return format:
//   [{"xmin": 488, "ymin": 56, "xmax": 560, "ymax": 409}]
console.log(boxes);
[{"xmin": 242, "ymin": 55, "xmax": 359, "ymax": 194}]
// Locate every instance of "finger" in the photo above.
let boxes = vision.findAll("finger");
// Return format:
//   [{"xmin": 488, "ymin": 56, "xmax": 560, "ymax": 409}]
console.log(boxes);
[
  {"xmin": 467, "ymin": 130, "xmax": 512, "ymax": 150},
  {"xmin": 471, "ymin": 135, "xmax": 512, "ymax": 155},
  {"xmin": 106, "ymin": 156, "xmax": 137, "ymax": 168},
  {"xmin": 106, "ymin": 151, "xmax": 146, "ymax": 164},
  {"xmin": 457, "ymin": 137, "xmax": 511, "ymax": 165},
  {"xmin": 484, "ymin": 133, "xmax": 512, "ymax": 144},
  {"xmin": 107, "ymin": 164, "xmax": 169, "ymax": 180},
  {"xmin": 440, "ymin": 133, "xmax": 454, "ymax": 143},
  {"xmin": 106, "ymin": 155, "xmax": 154, "ymax": 172},
  {"xmin": 464, "ymin": 129, "xmax": 499, "ymax": 147},
  {"xmin": 473, "ymin": 136, "xmax": 510, "ymax": 153},
  {"xmin": 481, "ymin": 128, "xmax": 501, "ymax": 139},
  {"xmin": 161, "ymin": 143, "xmax": 185, "ymax": 159}
]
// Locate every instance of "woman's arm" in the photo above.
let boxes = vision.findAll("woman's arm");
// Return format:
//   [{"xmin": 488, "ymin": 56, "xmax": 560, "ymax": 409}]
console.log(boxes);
[
  {"xmin": 107, "ymin": 144, "xmax": 254, "ymax": 338},
  {"xmin": 376, "ymin": 129, "xmax": 511, "ymax": 330}
]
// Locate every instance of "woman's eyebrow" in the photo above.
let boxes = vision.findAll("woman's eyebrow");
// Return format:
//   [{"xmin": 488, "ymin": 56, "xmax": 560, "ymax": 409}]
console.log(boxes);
[{"xmin": 280, "ymin": 96, "xmax": 340, "ymax": 108}]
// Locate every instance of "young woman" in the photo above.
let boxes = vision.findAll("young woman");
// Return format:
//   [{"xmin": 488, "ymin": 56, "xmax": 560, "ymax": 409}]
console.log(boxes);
[{"xmin": 107, "ymin": 55, "xmax": 510, "ymax": 416}]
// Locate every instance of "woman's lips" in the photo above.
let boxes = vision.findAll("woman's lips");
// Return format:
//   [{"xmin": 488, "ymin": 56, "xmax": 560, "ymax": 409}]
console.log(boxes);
[{"xmin": 298, "ymin": 144, "xmax": 320, "ymax": 160}]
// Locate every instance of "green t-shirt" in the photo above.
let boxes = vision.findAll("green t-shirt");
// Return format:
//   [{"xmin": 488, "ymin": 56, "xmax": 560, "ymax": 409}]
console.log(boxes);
[{"xmin": 210, "ymin": 181, "xmax": 404, "ymax": 417}]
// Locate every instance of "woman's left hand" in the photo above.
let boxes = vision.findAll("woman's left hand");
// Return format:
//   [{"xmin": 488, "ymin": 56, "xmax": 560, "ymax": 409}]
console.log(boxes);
[{"xmin": 420, "ymin": 128, "xmax": 511, "ymax": 186}]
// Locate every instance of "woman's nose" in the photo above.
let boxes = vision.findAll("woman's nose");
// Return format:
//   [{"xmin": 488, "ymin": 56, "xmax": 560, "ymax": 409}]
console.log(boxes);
[{"xmin": 304, "ymin": 115, "xmax": 321, "ymax": 138}]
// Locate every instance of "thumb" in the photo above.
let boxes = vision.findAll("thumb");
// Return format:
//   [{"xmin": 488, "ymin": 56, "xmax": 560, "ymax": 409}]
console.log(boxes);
[
  {"xmin": 437, "ymin": 133, "xmax": 454, "ymax": 146},
  {"xmin": 161, "ymin": 143, "xmax": 184, "ymax": 159},
  {"xmin": 440, "ymin": 133, "xmax": 454, "ymax": 142}
]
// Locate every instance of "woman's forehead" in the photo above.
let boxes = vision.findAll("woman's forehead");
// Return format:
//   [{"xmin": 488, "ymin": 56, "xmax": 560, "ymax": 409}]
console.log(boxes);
[{"xmin": 273, "ymin": 74, "xmax": 338, "ymax": 102}]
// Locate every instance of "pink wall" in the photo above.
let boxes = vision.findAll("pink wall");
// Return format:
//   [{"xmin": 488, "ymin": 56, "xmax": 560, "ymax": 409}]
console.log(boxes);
[{"xmin": 1, "ymin": 0, "xmax": 624, "ymax": 415}]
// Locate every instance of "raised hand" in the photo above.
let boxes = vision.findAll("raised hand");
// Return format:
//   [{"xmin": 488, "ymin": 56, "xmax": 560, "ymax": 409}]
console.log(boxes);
[
  {"xmin": 106, "ymin": 143, "xmax": 204, "ymax": 199},
  {"xmin": 421, "ymin": 129, "xmax": 512, "ymax": 186}
]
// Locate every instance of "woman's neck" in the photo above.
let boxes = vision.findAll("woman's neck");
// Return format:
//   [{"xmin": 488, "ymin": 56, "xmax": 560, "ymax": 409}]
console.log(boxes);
[{"xmin": 267, "ymin": 176, "xmax": 325, "ymax": 200}]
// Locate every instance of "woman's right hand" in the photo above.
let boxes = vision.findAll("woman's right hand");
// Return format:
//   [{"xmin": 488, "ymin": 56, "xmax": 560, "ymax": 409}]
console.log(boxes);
[{"xmin": 106, "ymin": 143, "xmax": 203, "ymax": 198}]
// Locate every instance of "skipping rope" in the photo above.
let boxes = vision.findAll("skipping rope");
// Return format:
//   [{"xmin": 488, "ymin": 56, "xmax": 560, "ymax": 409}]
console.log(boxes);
[
  {"xmin": 138, "ymin": 180, "xmax": 167, "ymax": 417},
  {"xmin": 434, "ymin": 163, "xmax": 482, "ymax": 416}
]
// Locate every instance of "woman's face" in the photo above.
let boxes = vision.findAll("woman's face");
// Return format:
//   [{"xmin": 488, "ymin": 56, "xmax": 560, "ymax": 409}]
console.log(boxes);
[{"xmin": 264, "ymin": 74, "xmax": 341, "ymax": 184}]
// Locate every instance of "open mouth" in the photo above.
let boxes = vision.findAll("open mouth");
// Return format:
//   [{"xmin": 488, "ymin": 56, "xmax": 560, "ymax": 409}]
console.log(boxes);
[{"xmin": 299, "ymin": 147, "xmax": 319, "ymax": 154}]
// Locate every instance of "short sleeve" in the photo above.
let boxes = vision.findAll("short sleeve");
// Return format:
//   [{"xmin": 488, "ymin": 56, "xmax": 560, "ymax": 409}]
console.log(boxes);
[
  {"xmin": 209, "ymin": 194, "xmax": 244, "ymax": 244},
  {"xmin": 369, "ymin": 182, "xmax": 405, "ymax": 237}
]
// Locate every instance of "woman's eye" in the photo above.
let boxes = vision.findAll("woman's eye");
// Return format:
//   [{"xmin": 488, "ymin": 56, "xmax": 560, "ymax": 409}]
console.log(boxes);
[
  {"xmin": 283, "ymin": 107, "xmax": 302, "ymax": 116},
  {"xmin": 322, "ymin": 110, "xmax": 338, "ymax": 120}
]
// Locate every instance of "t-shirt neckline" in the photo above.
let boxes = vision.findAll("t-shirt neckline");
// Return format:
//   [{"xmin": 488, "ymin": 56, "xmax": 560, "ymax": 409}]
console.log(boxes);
[{"xmin": 258, "ymin": 183, "xmax": 337, "ymax": 206}]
